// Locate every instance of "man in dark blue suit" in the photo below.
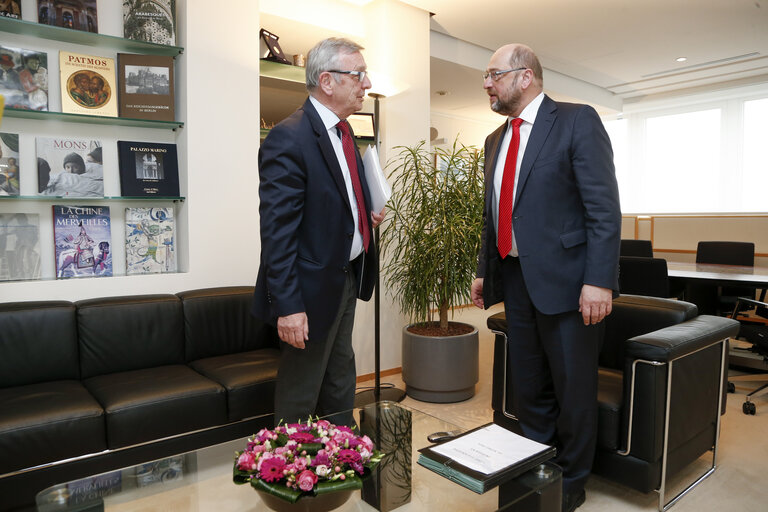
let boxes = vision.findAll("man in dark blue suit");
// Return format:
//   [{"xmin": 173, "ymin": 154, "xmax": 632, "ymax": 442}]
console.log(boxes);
[
  {"xmin": 253, "ymin": 38, "xmax": 384, "ymax": 427},
  {"xmin": 471, "ymin": 44, "xmax": 621, "ymax": 512}
]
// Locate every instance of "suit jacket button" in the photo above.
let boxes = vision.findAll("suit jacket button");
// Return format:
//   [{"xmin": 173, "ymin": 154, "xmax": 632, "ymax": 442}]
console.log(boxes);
[{"xmin": 347, "ymin": 232, "xmax": 354, "ymax": 239}]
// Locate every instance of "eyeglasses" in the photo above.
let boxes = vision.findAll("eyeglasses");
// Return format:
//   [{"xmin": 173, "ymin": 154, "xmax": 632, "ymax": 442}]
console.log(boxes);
[
  {"xmin": 482, "ymin": 67, "xmax": 527, "ymax": 82},
  {"xmin": 328, "ymin": 70, "xmax": 367, "ymax": 82}
]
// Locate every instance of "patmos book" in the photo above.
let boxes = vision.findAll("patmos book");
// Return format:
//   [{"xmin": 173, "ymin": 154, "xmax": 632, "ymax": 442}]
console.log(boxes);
[
  {"xmin": 0, "ymin": 133, "xmax": 20, "ymax": 196},
  {"xmin": 0, "ymin": 45, "xmax": 49, "ymax": 111},
  {"xmin": 37, "ymin": 1, "xmax": 97, "ymax": 32},
  {"xmin": 59, "ymin": 51, "xmax": 117, "ymax": 117},
  {"xmin": 117, "ymin": 53, "xmax": 175, "ymax": 121},
  {"xmin": 0, "ymin": 213, "xmax": 40, "ymax": 282},
  {"xmin": 123, "ymin": 0, "xmax": 176, "ymax": 46},
  {"xmin": 37, "ymin": 137, "xmax": 103, "ymax": 197},
  {"xmin": 117, "ymin": 140, "xmax": 179, "ymax": 196},
  {"xmin": 52, "ymin": 205, "xmax": 112, "ymax": 279},
  {"xmin": 125, "ymin": 207, "xmax": 175, "ymax": 275}
]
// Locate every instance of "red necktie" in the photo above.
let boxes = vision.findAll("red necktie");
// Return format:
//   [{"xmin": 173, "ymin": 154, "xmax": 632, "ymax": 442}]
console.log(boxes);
[
  {"xmin": 337, "ymin": 121, "xmax": 370, "ymax": 252},
  {"xmin": 497, "ymin": 117, "xmax": 524, "ymax": 258}
]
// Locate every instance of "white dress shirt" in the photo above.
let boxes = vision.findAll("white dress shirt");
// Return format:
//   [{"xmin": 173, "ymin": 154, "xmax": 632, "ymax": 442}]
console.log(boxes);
[
  {"xmin": 309, "ymin": 96, "xmax": 364, "ymax": 260},
  {"xmin": 492, "ymin": 92, "xmax": 545, "ymax": 258}
]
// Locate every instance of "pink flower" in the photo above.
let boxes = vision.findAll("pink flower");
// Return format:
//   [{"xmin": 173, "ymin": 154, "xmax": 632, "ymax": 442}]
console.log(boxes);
[
  {"xmin": 312, "ymin": 450, "xmax": 330, "ymax": 467},
  {"xmin": 297, "ymin": 469, "xmax": 318, "ymax": 491},
  {"xmin": 237, "ymin": 451, "xmax": 257, "ymax": 471},
  {"xmin": 259, "ymin": 457, "xmax": 287, "ymax": 483},
  {"xmin": 290, "ymin": 432, "xmax": 316, "ymax": 444},
  {"xmin": 337, "ymin": 449, "xmax": 362, "ymax": 465},
  {"xmin": 293, "ymin": 457, "xmax": 308, "ymax": 471}
]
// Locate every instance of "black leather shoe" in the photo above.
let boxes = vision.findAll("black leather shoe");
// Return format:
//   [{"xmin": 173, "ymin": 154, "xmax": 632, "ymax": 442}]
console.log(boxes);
[{"xmin": 562, "ymin": 489, "xmax": 586, "ymax": 512}]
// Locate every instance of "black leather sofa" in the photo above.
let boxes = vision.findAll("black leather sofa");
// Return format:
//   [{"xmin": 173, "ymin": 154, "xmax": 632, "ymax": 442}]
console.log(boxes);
[
  {"xmin": 0, "ymin": 286, "xmax": 280, "ymax": 511},
  {"xmin": 488, "ymin": 295, "xmax": 740, "ymax": 510}
]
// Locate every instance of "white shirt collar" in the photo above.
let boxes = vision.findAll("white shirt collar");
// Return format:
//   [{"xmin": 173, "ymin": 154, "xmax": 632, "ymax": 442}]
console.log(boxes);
[
  {"xmin": 309, "ymin": 95, "xmax": 341, "ymax": 131},
  {"xmin": 510, "ymin": 92, "xmax": 545, "ymax": 126}
]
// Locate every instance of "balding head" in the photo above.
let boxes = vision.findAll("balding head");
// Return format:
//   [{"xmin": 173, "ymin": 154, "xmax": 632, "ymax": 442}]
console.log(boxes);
[
  {"xmin": 494, "ymin": 44, "xmax": 543, "ymax": 89},
  {"xmin": 484, "ymin": 43, "xmax": 544, "ymax": 117}
]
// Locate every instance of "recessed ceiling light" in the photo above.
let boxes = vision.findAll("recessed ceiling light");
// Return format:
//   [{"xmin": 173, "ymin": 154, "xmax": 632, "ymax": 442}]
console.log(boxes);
[
  {"xmin": 676, "ymin": 57, "xmax": 687, "ymax": 62},
  {"xmin": 436, "ymin": 90, "xmax": 450, "ymax": 96}
]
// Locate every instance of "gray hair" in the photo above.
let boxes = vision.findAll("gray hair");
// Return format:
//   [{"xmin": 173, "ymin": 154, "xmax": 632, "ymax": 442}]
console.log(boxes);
[
  {"xmin": 508, "ymin": 45, "xmax": 543, "ymax": 86},
  {"xmin": 305, "ymin": 37, "xmax": 364, "ymax": 91}
]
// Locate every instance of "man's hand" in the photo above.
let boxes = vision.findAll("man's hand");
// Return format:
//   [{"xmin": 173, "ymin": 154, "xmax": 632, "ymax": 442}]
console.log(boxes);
[
  {"xmin": 471, "ymin": 278, "xmax": 485, "ymax": 309},
  {"xmin": 371, "ymin": 207, "xmax": 386, "ymax": 229},
  {"xmin": 277, "ymin": 312, "xmax": 309, "ymax": 349},
  {"xmin": 579, "ymin": 284, "xmax": 613, "ymax": 325}
]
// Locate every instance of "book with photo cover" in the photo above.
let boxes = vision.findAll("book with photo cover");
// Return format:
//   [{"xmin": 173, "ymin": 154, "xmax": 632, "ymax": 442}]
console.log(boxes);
[
  {"xmin": 0, "ymin": 45, "xmax": 49, "ymax": 111},
  {"xmin": 417, "ymin": 423, "xmax": 555, "ymax": 494},
  {"xmin": 52, "ymin": 205, "xmax": 112, "ymax": 279},
  {"xmin": 123, "ymin": 0, "xmax": 176, "ymax": 46},
  {"xmin": 125, "ymin": 207, "xmax": 175, "ymax": 275},
  {"xmin": 0, "ymin": 213, "xmax": 41, "ymax": 281},
  {"xmin": 0, "ymin": 1, "xmax": 21, "ymax": 19},
  {"xmin": 117, "ymin": 53, "xmax": 175, "ymax": 121},
  {"xmin": 59, "ymin": 51, "xmax": 117, "ymax": 117},
  {"xmin": 37, "ymin": 0, "xmax": 97, "ymax": 32},
  {"xmin": 117, "ymin": 140, "xmax": 179, "ymax": 197},
  {"xmin": 0, "ymin": 133, "xmax": 20, "ymax": 196},
  {"xmin": 37, "ymin": 137, "xmax": 103, "ymax": 197}
]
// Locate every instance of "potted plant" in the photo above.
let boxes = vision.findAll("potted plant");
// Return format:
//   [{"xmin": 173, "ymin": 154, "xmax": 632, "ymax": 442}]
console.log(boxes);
[{"xmin": 380, "ymin": 139, "xmax": 484, "ymax": 402}]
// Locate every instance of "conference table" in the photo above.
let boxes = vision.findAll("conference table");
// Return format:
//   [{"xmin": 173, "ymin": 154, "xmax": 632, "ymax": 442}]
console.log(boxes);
[{"xmin": 666, "ymin": 261, "xmax": 768, "ymax": 288}]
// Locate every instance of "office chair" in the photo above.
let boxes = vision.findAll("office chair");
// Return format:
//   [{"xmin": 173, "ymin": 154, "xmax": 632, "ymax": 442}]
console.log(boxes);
[
  {"xmin": 728, "ymin": 297, "xmax": 768, "ymax": 415},
  {"xmin": 693, "ymin": 241, "xmax": 758, "ymax": 315},
  {"xmin": 620, "ymin": 239, "xmax": 653, "ymax": 258},
  {"xmin": 618, "ymin": 256, "xmax": 670, "ymax": 298}
]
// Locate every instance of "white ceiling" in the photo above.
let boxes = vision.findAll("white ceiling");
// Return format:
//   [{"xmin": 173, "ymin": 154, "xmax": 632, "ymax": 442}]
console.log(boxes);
[{"xmin": 405, "ymin": 0, "xmax": 768, "ymax": 121}]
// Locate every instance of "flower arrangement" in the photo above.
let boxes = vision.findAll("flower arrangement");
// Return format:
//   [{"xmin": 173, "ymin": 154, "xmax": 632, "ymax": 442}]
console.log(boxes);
[{"xmin": 233, "ymin": 419, "xmax": 384, "ymax": 504}]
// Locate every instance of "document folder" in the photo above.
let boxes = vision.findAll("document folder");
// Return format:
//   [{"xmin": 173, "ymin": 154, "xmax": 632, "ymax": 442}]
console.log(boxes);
[{"xmin": 417, "ymin": 423, "xmax": 556, "ymax": 494}]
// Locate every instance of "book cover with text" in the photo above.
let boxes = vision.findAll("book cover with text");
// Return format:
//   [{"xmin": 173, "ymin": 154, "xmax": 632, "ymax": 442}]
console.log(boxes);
[
  {"xmin": 117, "ymin": 140, "xmax": 179, "ymax": 196},
  {"xmin": 53, "ymin": 205, "xmax": 112, "ymax": 279},
  {"xmin": 123, "ymin": 0, "xmax": 176, "ymax": 46},
  {"xmin": 37, "ymin": 137, "xmax": 103, "ymax": 197},
  {"xmin": 59, "ymin": 51, "xmax": 117, "ymax": 117},
  {"xmin": 117, "ymin": 53, "xmax": 175, "ymax": 121}
]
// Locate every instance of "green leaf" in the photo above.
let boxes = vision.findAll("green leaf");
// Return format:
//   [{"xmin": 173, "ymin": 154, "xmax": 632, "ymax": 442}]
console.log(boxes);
[
  {"xmin": 250, "ymin": 477, "xmax": 304, "ymax": 503},
  {"xmin": 314, "ymin": 476, "xmax": 363, "ymax": 495}
]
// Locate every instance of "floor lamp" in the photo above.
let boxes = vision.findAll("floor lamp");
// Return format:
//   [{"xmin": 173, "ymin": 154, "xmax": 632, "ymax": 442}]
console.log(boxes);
[{"xmin": 355, "ymin": 92, "xmax": 406, "ymax": 407}]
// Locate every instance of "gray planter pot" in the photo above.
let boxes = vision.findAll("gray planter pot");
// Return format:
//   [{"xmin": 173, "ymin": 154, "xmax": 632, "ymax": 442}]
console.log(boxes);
[{"xmin": 401, "ymin": 323, "xmax": 479, "ymax": 403}]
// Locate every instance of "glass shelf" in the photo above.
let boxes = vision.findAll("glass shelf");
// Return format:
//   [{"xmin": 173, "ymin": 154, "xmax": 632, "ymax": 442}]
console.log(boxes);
[
  {"xmin": 1, "ymin": 195, "xmax": 185, "ymax": 202},
  {"xmin": 1, "ymin": 270, "xmax": 186, "ymax": 284},
  {"xmin": 0, "ymin": 17, "xmax": 183, "ymax": 56},
  {"xmin": 260, "ymin": 59, "xmax": 306, "ymax": 83},
  {"xmin": 3, "ymin": 107, "xmax": 184, "ymax": 130}
]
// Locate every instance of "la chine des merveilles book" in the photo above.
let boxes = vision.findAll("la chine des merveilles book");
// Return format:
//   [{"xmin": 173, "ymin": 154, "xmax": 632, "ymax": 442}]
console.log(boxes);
[{"xmin": 52, "ymin": 205, "xmax": 112, "ymax": 279}]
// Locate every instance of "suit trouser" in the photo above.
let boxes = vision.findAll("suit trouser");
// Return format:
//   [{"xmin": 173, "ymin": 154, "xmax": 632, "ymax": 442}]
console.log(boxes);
[
  {"xmin": 501, "ymin": 256, "xmax": 601, "ymax": 495},
  {"xmin": 274, "ymin": 270, "xmax": 358, "ymax": 427}
]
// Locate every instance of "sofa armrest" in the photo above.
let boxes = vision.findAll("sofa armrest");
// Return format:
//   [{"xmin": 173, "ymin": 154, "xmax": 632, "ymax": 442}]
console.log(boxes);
[{"xmin": 626, "ymin": 315, "xmax": 739, "ymax": 362}]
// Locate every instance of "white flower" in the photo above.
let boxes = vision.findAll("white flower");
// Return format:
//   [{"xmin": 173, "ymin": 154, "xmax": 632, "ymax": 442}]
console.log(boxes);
[{"xmin": 315, "ymin": 465, "xmax": 330, "ymax": 477}]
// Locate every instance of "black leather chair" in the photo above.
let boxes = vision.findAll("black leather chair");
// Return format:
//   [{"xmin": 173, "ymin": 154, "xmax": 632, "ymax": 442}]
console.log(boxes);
[
  {"xmin": 728, "ymin": 297, "xmax": 768, "ymax": 415},
  {"xmin": 692, "ymin": 241, "xmax": 759, "ymax": 314},
  {"xmin": 489, "ymin": 295, "xmax": 739, "ymax": 510},
  {"xmin": 618, "ymin": 256, "xmax": 670, "ymax": 298},
  {"xmin": 620, "ymin": 239, "xmax": 653, "ymax": 258}
]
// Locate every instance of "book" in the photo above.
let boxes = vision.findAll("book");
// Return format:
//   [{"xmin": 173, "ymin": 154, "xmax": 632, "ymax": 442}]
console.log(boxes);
[
  {"xmin": 37, "ymin": 0, "xmax": 97, "ymax": 32},
  {"xmin": 117, "ymin": 53, "xmax": 175, "ymax": 121},
  {"xmin": 0, "ymin": 133, "xmax": 20, "ymax": 196},
  {"xmin": 53, "ymin": 205, "xmax": 111, "ymax": 279},
  {"xmin": 66, "ymin": 471, "xmax": 121, "ymax": 505},
  {"xmin": 417, "ymin": 423, "xmax": 555, "ymax": 494},
  {"xmin": 0, "ymin": 213, "xmax": 41, "ymax": 281},
  {"xmin": 125, "ymin": 207, "xmax": 175, "ymax": 275},
  {"xmin": 37, "ymin": 137, "xmax": 103, "ymax": 197},
  {"xmin": 59, "ymin": 51, "xmax": 117, "ymax": 117},
  {"xmin": 117, "ymin": 140, "xmax": 179, "ymax": 196},
  {"xmin": 123, "ymin": 0, "xmax": 176, "ymax": 46},
  {"xmin": 0, "ymin": 45, "xmax": 49, "ymax": 111},
  {"xmin": 0, "ymin": 1, "xmax": 21, "ymax": 19}
]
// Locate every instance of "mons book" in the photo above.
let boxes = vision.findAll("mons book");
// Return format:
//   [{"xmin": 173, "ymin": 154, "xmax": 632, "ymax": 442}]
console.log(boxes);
[
  {"xmin": 53, "ymin": 205, "xmax": 112, "ymax": 279},
  {"xmin": 117, "ymin": 53, "xmax": 175, "ymax": 121},
  {"xmin": 125, "ymin": 207, "xmax": 175, "ymax": 275},
  {"xmin": 59, "ymin": 51, "xmax": 117, "ymax": 117},
  {"xmin": 117, "ymin": 141, "xmax": 179, "ymax": 196},
  {"xmin": 123, "ymin": 0, "xmax": 176, "ymax": 46},
  {"xmin": 37, "ymin": 137, "xmax": 103, "ymax": 197}
]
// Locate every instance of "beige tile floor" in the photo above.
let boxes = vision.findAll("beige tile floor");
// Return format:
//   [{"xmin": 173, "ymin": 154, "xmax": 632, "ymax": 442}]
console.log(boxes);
[{"xmin": 360, "ymin": 304, "xmax": 768, "ymax": 512}]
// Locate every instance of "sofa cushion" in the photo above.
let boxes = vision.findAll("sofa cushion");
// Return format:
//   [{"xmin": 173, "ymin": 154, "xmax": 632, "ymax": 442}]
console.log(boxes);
[
  {"xmin": 83, "ymin": 365, "xmax": 226, "ymax": 449},
  {"xmin": 189, "ymin": 349, "xmax": 280, "ymax": 422},
  {"xmin": 77, "ymin": 295, "xmax": 185, "ymax": 379},
  {"xmin": 0, "ymin": 380, "xmax": 106, "ymax": 474},
  {"xmin": 597, "ymin": 368, "xmax": 623, "ymax": 451},
  {"xmin": 0, "ymin": 301, "xmax": 79, "ymax": 387},
  {"xmin": 177, "ymin": 287, "xmax": 280, "ymax": 361}
]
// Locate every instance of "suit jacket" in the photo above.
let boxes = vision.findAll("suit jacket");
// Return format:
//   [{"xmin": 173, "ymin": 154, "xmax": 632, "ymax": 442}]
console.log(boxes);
[
  {"xmin": 253, "ymin": 98, "xmax": 378, "ymax": 342},
  {"xmin": 477, "ymin": 95, "xmax": 621, "ymax": 315}
]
